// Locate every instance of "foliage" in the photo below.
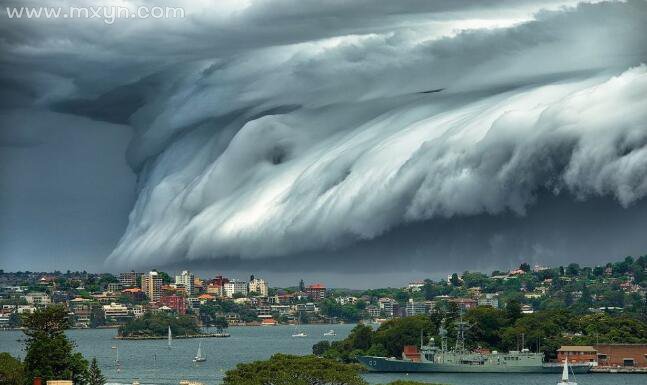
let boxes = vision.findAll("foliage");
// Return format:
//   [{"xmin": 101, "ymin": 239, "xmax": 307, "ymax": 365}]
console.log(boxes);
[
  {"xmin": 223, "ymin": 354, "xmax": 368, "ymax": 385},
  {"xmin": 22, "ymin": 305, "xmax": 89, "ymax": 384},
  {"xmin": 118, "ymin": 312, "xmax": 201, "ymax": 337},
  {"xmin": 319, "ymin": 299, "xmax": 364, "ymax": 322},
  {"xmin": 85, "ymin": 357, "xmax": 106, "ymax": 385},
  {"xmin": 318, "ymin": 307, "xmax": 647, "ymax": 362},
  {"xmin": 0, "ymin": 353, "xmax": 24, "ymax": 385},
  {"xmin": 312, "ymin": 340, "xmax": 331, "ymax": 356}
]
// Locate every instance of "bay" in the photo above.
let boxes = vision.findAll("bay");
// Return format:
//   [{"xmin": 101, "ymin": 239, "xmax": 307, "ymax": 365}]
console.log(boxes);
[{"xmin": 1, "ymin": 325, "xmax": 643, "ymax": 385}]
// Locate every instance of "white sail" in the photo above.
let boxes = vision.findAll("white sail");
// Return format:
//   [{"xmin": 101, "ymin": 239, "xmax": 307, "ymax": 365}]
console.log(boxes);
[
  {"xmin": 561, "ymin": 359, "xmax": 569, "ymax": 382},
  {"xmin": 168, "ymin": 326, "xmax": 172, "ymax": 348},
  {"xmin": 197, "ymin": 341, "xmax": 203, "ymax": 358}
]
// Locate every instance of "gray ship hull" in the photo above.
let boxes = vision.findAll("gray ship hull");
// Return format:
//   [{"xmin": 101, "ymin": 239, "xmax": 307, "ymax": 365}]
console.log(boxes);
[{"xmin": 358, "ymin": 356, "xmax": 593, "ymax": 374}]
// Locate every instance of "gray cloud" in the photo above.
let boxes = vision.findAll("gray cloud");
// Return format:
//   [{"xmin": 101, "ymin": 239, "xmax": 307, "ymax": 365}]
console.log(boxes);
[
  {"xmin": 103, "ymin": 1, "xmax": 647, "ymax": 268},
  {"xmin": 1, "ymin": 0, "xmax": 647, "ymax": 281}
]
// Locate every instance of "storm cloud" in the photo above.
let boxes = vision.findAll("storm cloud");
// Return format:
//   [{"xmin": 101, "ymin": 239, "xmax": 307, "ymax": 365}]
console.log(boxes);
[{"xmin": 1, "ymin": 0, "xmax": 647, "ymax": 282}]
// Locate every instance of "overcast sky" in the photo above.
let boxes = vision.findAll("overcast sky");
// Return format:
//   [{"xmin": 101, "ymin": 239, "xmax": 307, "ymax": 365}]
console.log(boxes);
[{"xmin": 1, "ymin": 0, "xmax": 647, "ymax": 288}]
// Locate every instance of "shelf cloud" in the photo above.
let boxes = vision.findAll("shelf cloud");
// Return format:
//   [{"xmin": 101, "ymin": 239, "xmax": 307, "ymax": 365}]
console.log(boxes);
[{"xmin": 2, "ymin": 0, "xmax": 647, "ymax": 279}]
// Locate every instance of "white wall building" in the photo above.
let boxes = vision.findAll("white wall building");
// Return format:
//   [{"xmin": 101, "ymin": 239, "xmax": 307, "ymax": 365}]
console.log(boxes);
[
  {"xmin": 224, "ymin": 280, "xmax": 248, "ymax": 298},
  {"xmin": 248, "ymin": 277, "xmax": 269, "ymax": 297},
  {"xmin": 25, "ymin": 292, "xmax": 51, "ymax": 306},
  {"xmin": 175, "ymin": 270, "xmax": 195, "ymax": 296}
]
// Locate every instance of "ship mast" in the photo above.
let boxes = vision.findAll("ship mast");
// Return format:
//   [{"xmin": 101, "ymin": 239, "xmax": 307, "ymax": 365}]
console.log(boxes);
[
  {"xmin": 439, "ymin": 318, "xmax": 448, "ymax": 354},
  {"xmin": 454, "ymin": 311, "xmax": 470, "ymax": 353}
]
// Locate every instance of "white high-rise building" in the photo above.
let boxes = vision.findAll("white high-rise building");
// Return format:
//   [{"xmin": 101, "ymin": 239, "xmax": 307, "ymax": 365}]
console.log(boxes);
[
  {"xmin": 248, "ymin": 277, "xmax": 269, "ymax": 296},
  {"xmin": 175, "ymin": 270, "xmax": 195, "ymax": 296},
  {"xmin": 224, "ymin": 280, "xmax": 248, "ymax": 298},
  {"xmin": 141, "ymin": 271, "xmax": 162, "ymax": 302}
]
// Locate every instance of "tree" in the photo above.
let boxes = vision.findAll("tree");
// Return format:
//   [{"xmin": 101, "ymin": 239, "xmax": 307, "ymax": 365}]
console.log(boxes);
[
  {"xmin": 86, "ymin": 357, "xmax": 105, "ymax": 385},
  {"xmin": 505, "ymin": 300, "xmax": 522, "ymax": 323},
  {"xmin": 312, "ymin": 340, "xmax": 331, "ymax": 356},
  {"xmin": 223, "ymin": 354, "xmax": 367, "ymax": 385},
  {"xmin": 450, "ymin": 273, "xmax": 461, "ymax": 287},
  {"xmin": 0, "ymin": 353, "xmax": 24, "ymax": 385},
  {"xmin": 22, "ymin": 305, "xmax": 89, "ymax": 384},
  {"xmin": 519, "ymin": 263, "xmax": 531, "ymax": 273}
]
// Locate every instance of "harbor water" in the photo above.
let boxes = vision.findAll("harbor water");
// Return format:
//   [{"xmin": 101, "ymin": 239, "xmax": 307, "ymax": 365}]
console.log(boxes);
[{"xmin": 1, "ymin": 325, "xmax": 643, "ymax": 385}]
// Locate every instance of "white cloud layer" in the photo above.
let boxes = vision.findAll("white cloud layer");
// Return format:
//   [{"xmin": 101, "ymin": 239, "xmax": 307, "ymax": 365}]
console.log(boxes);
[{"xmin": 2, "ymin": 0, "xmax": 647, "ymax": 271}]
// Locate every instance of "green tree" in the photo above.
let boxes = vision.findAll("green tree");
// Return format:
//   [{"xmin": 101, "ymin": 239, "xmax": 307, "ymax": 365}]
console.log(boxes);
[
  {"xmin": 223, "ymin": 354, "xmax": 367, "ymax": 385},
  {"xmin": 450, "ymin": 273, "xmax": 461, "ymax": 287},
  {"xmin": 22, "ymin": 305, "xmax": 89, "ymax": 384},
  {"xmin": 0, "ymin": 353, "xmax": 24, "ymax": 385},
  {"xmin": 85, "ymin": 357, "xmax": 105, "ymax": 385},
  {"xmin": 312, "ymin": 340, "xmax": 331, "ymax": 356},
  {"xmin": 505, "ymin": 300, "xmax": 522, "ymax": 323}
]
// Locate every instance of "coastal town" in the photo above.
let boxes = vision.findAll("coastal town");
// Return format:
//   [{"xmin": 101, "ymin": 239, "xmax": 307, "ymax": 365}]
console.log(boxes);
[
  {"xmin": 1, "ymin": 256, "xmax": 646, "ymax": 375},
  {"xmin": 1, "ymin": 256, "xmax": 645, "ymax": 329}
]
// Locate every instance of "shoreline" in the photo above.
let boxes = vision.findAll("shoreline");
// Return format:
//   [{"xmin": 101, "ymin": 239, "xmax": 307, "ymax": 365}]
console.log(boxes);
[{"xmin": 114, "ymin": 333, "xmax": 230, "ymax": 340}]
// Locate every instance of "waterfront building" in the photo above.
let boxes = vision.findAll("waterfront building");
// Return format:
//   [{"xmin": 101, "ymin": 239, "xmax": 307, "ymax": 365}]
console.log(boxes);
[
  {"xmin": 141, "ymin": 271, "xmax": 163, "ymax": 302},
  {"xmin": 175, "ymin": 270, "xmax": 195, "ymax": 296},
  {"xmin": 103, "ymin": 302, "xmax": 131, "ymax": 322},
  {"xmin": 131, "ymin": 304, "xmax": 145, "ymax": 318},
  {"xmin": 305, "ymin": 283, "xmax": 326, "ymax": 301},
  {"xmin": 270, "ymin": 305, "xmax": 291, "ymax": 315},
  {"xmin": 160, "ymin": 295, "xmax": 187, "ymax": 314},
  {"xmin": 119, "ymin": 271, "xmax": 142, "ymax": 288},
  {"xmin": 557, "ymin": 346, "xmax": 598, "ymax": 364},
  {"xmin": 248, "ymin": 277, "xmax": 269, "ymax": 296},
  {"xmin": 295, "ymin": 302, "xmax": 318, "ymax": 313},
  {"xmin": 224, "ymin": 279, "xmax": 248, "ymax": 297},
  {"xmin": 594, "ymin": 344, "xmax": 647, "ymax": 367}
]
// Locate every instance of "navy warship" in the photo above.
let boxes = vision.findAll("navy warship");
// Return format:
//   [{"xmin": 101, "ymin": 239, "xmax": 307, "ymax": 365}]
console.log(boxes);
[{"xmin": 358, "ymin": 317, "xmax": 593, "ymax": 374}]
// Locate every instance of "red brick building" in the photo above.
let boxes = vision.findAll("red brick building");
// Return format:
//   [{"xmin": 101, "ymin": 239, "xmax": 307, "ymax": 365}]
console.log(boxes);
[
  {"xmin": 305, "ymin": 283, "xmax": 326, "ymax": 302},
  {"xmin": 556, "ymin": 346, "xmax": 598, "ymax": 364},
  {"xmin": 594, "ymin": 344, "xmax": 647, "ymax": 367},
  {"xmin": 159, "ymin": 295, "xmax": 187, "ymax": 315}
]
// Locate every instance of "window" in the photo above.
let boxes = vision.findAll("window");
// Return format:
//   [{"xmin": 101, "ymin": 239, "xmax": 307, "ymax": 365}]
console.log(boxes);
[{"xmin": 623, "ymin": 359, "xmax": 634, "ymax": 367}]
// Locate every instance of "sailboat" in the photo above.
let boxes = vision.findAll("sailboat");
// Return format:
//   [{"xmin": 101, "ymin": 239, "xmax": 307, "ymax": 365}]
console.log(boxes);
[
  {"xmin": 193, "ymin": 341, "xmax": 206, "ymax": 362},
  {"xmin": 292, "ymin": 315, "xmax": 307, "ymax": 337},
  {"xmin": 167, "ymin": 326, "xmax": 172, "ymax": 349},
  {"xmin": 558, "ymin": 359, "xmax": 577, "ymax": 385},
  {"xmin": 323, "ymin": 329, "xmax": 336, "ymax": 336}
]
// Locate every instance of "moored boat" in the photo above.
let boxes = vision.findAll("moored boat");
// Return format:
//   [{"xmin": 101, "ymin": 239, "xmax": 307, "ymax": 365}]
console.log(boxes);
[{"xmin": 358, "ymin": 317, "xmax": 593, "ymax": 374}]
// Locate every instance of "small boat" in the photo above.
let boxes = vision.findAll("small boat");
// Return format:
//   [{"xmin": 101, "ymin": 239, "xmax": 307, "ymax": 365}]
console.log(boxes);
[
  {"xmin": 292, "ymin": 315, "xmax": 307, "ymax": 337},
  {"xmin": 193, "ymin": 341, "xmax": 206, "ymax": 362},
  {"xmin": 323, "ymin": 329, "xmax": 336, "ymax": 336},
  {"xmin": 559, "ymin": 359, "xmax": 577, "ymax": 385}
]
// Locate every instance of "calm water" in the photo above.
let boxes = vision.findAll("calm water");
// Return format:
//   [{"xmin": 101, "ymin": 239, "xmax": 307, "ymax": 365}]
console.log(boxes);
[{"xmin": 1, "ymin": 325, "xmax": 643, "ymax": 385}]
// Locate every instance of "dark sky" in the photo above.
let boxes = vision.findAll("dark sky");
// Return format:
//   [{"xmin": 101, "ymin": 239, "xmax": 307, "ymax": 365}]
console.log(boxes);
[{"xmin": 1, "ymin": 0, "xmax": 647, "ymax": 288}]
